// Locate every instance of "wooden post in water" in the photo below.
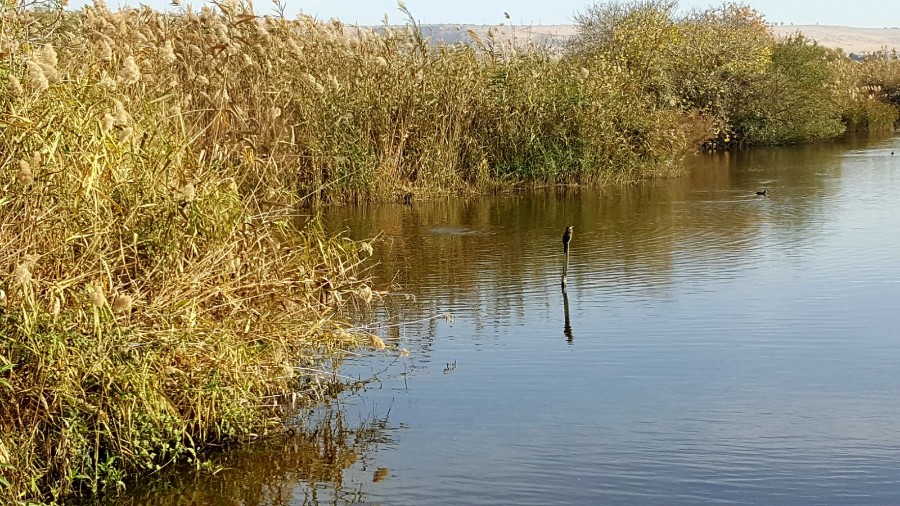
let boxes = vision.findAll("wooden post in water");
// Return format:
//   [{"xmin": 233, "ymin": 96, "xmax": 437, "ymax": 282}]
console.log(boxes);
[{"xmin": 561, "ymin": 225, "xmax": 573, "ymax": 286}]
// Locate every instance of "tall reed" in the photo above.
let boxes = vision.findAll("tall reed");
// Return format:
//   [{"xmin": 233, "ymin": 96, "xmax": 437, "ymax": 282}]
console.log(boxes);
[{"xmin": 0, "ymin": 2, "xmax": 385, "ymax": 503}]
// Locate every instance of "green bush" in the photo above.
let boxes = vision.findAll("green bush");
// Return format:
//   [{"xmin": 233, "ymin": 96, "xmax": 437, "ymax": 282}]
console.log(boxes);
[{"xmin": 731, "ymin": 35, "xmax": 845, "ymax": 145}]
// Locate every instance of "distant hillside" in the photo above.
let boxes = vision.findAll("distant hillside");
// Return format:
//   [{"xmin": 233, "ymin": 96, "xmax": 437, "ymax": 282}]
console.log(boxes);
[
  {"xmin": 415, "ymin": 24, "xmax": 900, "ymax": 55},
  {"xmin": 771, "ymin": 25, "xmax": 900, "ymax": 54}
]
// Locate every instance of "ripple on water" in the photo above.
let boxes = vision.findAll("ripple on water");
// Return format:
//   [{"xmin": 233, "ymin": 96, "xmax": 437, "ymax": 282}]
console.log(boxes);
[{"xmin": 123, "ymin": 134, "xmax": 900, "ymax": 505}]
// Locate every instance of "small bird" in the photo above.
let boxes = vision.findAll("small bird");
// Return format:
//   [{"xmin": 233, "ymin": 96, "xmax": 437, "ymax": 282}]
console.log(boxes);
[
  {"xmin": 562, "ymin": 226, "xmax": 574, "ymax": 254},
  {"xmin": 755, "ymin": 190, "xmax": 768, "ymax": 196},
  {"xmin": 402, "ymin": 192, "xmax": 413, "ymax": 205}
]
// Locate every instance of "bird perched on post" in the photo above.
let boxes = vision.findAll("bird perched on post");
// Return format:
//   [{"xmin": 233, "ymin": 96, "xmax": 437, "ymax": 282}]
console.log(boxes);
[{"xmin": 562, "ymin": 226, "xmax": 574, "ymax": 254}]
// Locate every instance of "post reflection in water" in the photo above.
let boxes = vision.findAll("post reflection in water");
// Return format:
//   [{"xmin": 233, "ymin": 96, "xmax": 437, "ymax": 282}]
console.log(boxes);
[{"xmin": 562, "ymin": 284, "xmax": 573, "ymax": 344}]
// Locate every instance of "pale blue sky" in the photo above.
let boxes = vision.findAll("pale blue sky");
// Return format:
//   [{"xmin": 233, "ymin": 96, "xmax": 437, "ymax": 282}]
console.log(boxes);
[{"xmin": 71, "ymin": 0, "xmax": 900, "ymax": 28}]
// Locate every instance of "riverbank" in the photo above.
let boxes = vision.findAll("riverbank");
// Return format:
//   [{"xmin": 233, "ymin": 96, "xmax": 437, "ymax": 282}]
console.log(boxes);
[{"xmin": 2, "ymin": 2, "xmax": 900, "ymax": 503}]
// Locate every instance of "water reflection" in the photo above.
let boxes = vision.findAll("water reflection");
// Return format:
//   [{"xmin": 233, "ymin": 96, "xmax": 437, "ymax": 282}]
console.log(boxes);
[
  {"xmin": 118, "ymin": 132, "xmax": 900, "ymax": 505},
  {"xmin": 107, "ymin": 405, "xmax": 393, "ymax": 506},
  {"xmin": 327, "ymin": 137, "xmax": 855, "ymax": 326},
  {"xmin": 562, "ymin": 285, "xmax": 573, "ymax": 344},
  {"xmin": 321, "ymin": 132, "xmax": 900, "ymax": 505}
]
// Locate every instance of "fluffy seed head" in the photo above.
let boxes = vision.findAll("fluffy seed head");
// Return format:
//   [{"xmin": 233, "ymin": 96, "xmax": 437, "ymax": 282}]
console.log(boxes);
[
  {"xmin": 88, "ymin": 285, "xmax": 107, "ymax": 307},
  {"xmin": 26, "ymin": 61, "xmax": 48, "ymax": 93},
  {"xmin": 178, "ymin": 182, "xmax": 196, "ymax": 202},
  {"xmin": 112, "ymin": 294, "xmax": 133, "ymax": 313},
  {"xmin": 38, "ymin": 62, "xmax": 60, "ymax": 84},
  {"xmin": 39, "ymin": 43, "xmax": 58, "ymax": 67},
  {"xmin": 17, "ymin": 160, "xmax": 33, "ymax": 185},
  {"xmin": 113, "ymin": 99, "xmax": 130, "ymax": 125},
  {"xmin": 159, "ymin": 40, "xmax": 177, "ymax": 65},
  {"xmin": 369, "ymin": 334, "xmax": 386, "ymax": 350},
  {"xmin": 99, "ymin": 40, "xmax": 113, "ymax": 61},
  {"xmin": 119, "ymin": 55, "xmax": 141, "ymax": 85},
  {"xmin": 13, "ymin": 263, "xmax": 32, "ymax": 285},
  {"xmin": 302, "ymin": 73, "xmax": 318, "ymax": 88},
  {"xmin": 118, "ymin": 126, "xmax": 134, "ymax": 142},
  {"xmin": 99, "ymin": 72, "xmax": 117, "ymax": 91},
  {"xmin": 8, "ymin": 75, "xmax": 23, "ymax": 96}
]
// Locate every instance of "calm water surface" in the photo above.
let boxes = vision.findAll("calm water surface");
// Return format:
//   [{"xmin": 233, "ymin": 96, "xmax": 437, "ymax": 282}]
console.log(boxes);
[{"xmin": 124, "ymin": 134, "xmax": 900, "ymax": 504}]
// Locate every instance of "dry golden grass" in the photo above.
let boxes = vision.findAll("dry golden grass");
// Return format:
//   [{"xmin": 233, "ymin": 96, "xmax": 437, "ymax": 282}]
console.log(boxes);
[{"xmin": 0, "ymin": 2, "xmax": 399, "ymax": 503}]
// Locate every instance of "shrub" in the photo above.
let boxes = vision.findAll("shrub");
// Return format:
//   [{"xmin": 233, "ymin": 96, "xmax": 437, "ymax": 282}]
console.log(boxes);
[{"xmin": 729, "ymin": 35, "xmax": 846, "ymax": 145}]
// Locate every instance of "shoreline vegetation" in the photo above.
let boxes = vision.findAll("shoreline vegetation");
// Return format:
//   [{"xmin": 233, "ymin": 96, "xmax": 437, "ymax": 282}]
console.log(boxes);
[{"xmin": 1, "ymin": 0, "xmax": 899, "ymax": 502}]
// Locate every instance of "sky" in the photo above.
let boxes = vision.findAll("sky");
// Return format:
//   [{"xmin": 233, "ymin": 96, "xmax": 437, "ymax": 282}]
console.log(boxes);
[{"xmin": 68, "ymin": 0, "xmax": 900, "ymax": 29}]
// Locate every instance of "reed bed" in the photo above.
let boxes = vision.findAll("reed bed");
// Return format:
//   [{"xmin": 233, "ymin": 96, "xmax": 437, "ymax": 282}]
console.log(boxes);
[
  {"xmin": 4, "ymin": 0, "xmax": 696, "ymax": 204},
  {"xmin": 0, "ymin": 2, "xmax": 389, "ymax": 503},
  {"xmin": 2, "ymin": 0, "xmax": 900, "ymax": 503}
]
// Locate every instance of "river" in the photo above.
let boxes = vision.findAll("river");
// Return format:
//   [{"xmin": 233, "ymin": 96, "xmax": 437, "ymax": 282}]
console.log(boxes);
[{"xmin": 117, "ymin": 133, "xmax": 900, "ymax": 505}]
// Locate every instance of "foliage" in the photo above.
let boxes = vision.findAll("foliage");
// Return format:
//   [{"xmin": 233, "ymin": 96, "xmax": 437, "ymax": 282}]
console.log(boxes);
[
  {"xmin": 673, "ymin": 3, "xmax": 772, "ymax": 131},
  {"xmin": 572, "ymin": 2, "xmax": 898, "ymax": 149},
  {"xmin": 731, "ymin": 35, "xmax": 846, "ymax": 145},
  {"xmin": 570, "ymin": 0, "xmax": 680, "ymax": 105},
  {"xmin": 833, "ymin": 48, "xmax": 900, "ymax": 131}
]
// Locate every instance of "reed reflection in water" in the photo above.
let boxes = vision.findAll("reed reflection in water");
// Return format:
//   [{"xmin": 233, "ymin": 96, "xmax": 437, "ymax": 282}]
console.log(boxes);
[{"xmin": 105, "ymin": 406, "xmax": 392, "ymax": 506}]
